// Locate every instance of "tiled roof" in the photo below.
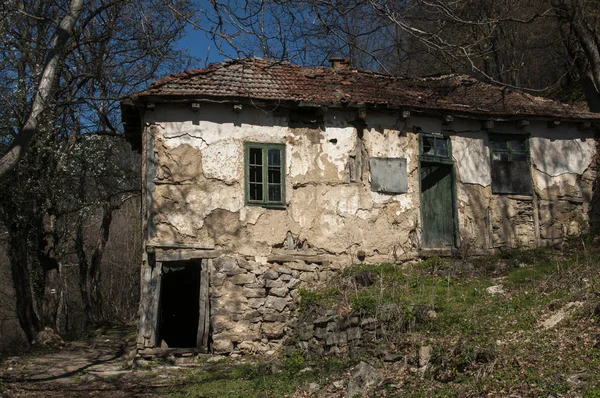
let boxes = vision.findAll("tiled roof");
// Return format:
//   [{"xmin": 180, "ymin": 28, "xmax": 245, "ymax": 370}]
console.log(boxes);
[{"xmin": 130, "ymin": 58, "xmax": 600, "ymax": 120}]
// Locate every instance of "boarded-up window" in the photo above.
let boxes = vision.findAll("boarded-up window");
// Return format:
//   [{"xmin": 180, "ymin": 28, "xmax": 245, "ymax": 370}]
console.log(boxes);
[
  {"xmin": 369, "ymin": 158, "xmax": 408, "ymax": 194},
  {"xmin": 490, "ymin": 135, "xmax": 532, "ymax": 194}
]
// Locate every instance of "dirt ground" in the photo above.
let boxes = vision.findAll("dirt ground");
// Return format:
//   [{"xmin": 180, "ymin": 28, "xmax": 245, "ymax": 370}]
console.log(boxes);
[{"xmin": 0, "ymin": 326, "xmax": 195, "ymax": 398}]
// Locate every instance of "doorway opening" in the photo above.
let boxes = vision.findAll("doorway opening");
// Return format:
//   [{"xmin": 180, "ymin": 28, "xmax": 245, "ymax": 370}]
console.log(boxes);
[{"xmin": 158, "ymin": 260, "xmax": 200, "ymax": 348}]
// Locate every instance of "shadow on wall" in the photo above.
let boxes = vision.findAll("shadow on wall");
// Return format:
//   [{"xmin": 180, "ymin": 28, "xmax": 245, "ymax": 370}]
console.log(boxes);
[{"xmin": 589, "ymin": 133, "xmax": 600, "ymax": 233}]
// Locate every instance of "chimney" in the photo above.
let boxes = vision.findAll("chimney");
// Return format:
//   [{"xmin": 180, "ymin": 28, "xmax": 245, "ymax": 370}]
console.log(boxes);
[{"xmin": 330, "ymin": 57, "xmax": 351, "ymax": 70}]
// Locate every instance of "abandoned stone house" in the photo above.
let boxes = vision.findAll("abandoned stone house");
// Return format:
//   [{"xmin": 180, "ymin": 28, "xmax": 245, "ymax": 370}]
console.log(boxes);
[{"xmin": 121, "ymin": 57, "xmax": 600, "ymax": 354}]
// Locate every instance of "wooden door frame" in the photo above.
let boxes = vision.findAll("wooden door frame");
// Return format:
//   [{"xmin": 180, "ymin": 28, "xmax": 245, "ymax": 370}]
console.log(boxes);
[{"xmin": 139, "ymin": 256, "xmax": 210, "ymax": 351}]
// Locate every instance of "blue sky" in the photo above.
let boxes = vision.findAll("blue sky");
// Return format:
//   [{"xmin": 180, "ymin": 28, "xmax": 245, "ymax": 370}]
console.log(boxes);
[{"xmin": 176, "ymin": 25, "xmax": 226, "ymax": 67}]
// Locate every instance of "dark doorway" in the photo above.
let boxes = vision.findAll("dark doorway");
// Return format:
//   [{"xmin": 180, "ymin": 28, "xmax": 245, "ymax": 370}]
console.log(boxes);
[
  {"xmin": 420, "ymin": 162, "xmax": 456, "ymax": 248},
  {"xmin": 159, "ymin": 261, "xmax": 200, "ymax": 348}
]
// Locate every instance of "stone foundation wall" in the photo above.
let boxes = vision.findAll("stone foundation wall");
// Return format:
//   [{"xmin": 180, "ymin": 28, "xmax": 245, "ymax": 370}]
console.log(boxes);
[{"xmin": 209, "ymin": 255, "xmax": 339, "ymax": 354}]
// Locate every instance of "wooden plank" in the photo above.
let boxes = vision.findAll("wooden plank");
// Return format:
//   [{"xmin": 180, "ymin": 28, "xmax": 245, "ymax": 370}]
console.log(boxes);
[
  {"xmin": 202, "ymin": 259, "xmax": 210, "ymax": 349},
  {"xmin": 196, "ymin": 259, "xmax": 210, "ymax": 352},
  {"xmin": 147, "ymin": 241, "xmax": 216, "ymax": 250},
  {"xmin": 148, "ymin": 262, "xmax": 162, "ymax": 347},
  {"xmin": 266, "ymin": 254, "xmax": 333, "ymax": 264},
  {"xmin": 138, "ymin": 257, "xmax": 162, "ymax": 348},
  {"xmin": 155, "ymin": 249, "xmax": 220, "ymax": 262},
  {"xmin": 146, "ymin": 126, "xmax": 156, "ymax": 240}
]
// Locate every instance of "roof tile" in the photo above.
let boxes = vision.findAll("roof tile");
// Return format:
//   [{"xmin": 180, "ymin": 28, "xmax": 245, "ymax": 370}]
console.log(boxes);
[{"xmin": 131, "ymin": 58, "xmax": 600, "ymax": 120}]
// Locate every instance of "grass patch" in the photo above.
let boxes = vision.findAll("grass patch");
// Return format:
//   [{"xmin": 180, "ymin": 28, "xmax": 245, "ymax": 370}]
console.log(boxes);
[{"xmin": 170, "ymin": 353, "xmax": 352, "ymax": 398}]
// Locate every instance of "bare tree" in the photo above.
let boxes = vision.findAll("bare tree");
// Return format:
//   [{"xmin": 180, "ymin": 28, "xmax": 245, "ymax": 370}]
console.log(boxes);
[
  {"xmin": 0, "ymin": 0, "xmax": 195, "ymax": 341},
  {"xmin": 204, "ymin": 0, "xmax": 599, "ymax": 110}
]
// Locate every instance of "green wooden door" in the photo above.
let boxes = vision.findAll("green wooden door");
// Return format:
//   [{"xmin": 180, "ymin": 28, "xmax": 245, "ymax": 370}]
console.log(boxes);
[{"xmin": 420, "ymin": 162, "xmax": 455, "ymax": 248}]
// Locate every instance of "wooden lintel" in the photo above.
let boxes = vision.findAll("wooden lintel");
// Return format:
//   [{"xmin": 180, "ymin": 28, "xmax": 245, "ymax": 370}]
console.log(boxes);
[
  {"xmin": 357, "ymin": 105, "xmax": 367, "ymax": 120},
  {"xmin": 578, "ymin": 121, "xmax": 592, "ymax": 130},
  {"xmin": 482, "ymin": 120, "xmax": 494, "ymax": 130},
  {"xmin": 155, "ymin": 249, "xmax": 220, "ymax": 262},
  {"xmin": 516, "ymin": 119, "xmax": 529, "ymax": 128},
  {"xmin": 548, "ymin": 120, "xmax": 561, "ymax": 128},
  {"xmin": 267, "ymin": 254, "xmax": 331, "ymax": 265},
  {"xmin": 147, "ymin": 242, "xmax": 215, "ymax": 250}
]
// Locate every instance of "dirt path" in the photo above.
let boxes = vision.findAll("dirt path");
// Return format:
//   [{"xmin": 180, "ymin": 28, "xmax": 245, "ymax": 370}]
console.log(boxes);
[{"xmin": 0, "ymin": 326, "xmax": 188, "ymax": 397}]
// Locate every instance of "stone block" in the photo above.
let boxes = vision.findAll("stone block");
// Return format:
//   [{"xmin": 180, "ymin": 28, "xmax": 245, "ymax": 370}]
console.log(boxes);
[
  {"xmin": 245, "ymin": 280, "xmax": 265, "ymax": 288},
  {"xmin": 238, "ymin": 258, "xmax": 257, "ymax": 271},
  {"xmin": 263, "ymin": 313, "xmax": 286, "ymax": 322},
  {"xmin": 210, "ymin": 272, "xmax": 227, "ymax": 287},
  {"xmin": 262, "ymin": 322, "xmax": 286, "ymax": 339},
  {"xmin": 265, "ymin": 296, "xmax": 288, "ymax": 312},
  {"xmin": 286, "ymin": 278, "xmax": 301, "ymax": 289},
  {"xmin": 243, "ymin": 310, "xmax": 262, "ymax": 322},
  {"xmin": 279, "ymin": 274, "xmax": 292, "ymax": 281},
  {"xmin": 263, "ymin": 269, "xmax": 279, "ymax": 280},
  {"xmin": 276, "ymin": 266, "xmax": 292, "ymax": 274},
  {"xmin": 213, "ymin": 256, "xmax": 237, "ymax": 273},
  {"xmin": 314, "ymin": 327, "xmax": 327, "ymax": 339},
  {"xmin": 298, "ymin": 324, "xmax": 314, "ymax": 341},
  {"xmin": 269, "ymin": 287, "xmax": 288, "ymax": 297},
  {"xmin": 248, "ymin": 298, "xmax": 266, "ymax": 309},
  {"xmin": 326, "ymin": 331, "xmax": 348, "ymax": 346},
  {"xmin": 257, "ymin": 307, "xmax": 276, "ymax": 315},
  {"xmin": 265, "ymin": 279, "xmax": 284, "ymax": 288},
  {"xmin": 285, "ymin": 261, "xmax": 317, "ymax": 272},
  {"xmin": 347, "ymin": 327, "xmax": 362, "ymax": 341},
  {"xmin": 314, "ymin": 314, "xmax": 335, "ymax": 326},
  {"xmin": 299, "ymin": 272, "xmax": 316, "ymax": 282},
  {"xmin": 243, "ymin": 287, "xmax": 266, "ymax": 298},
  {"xmin": 231, "ymin": 273, "xmax": 255, "ymax": 285},
  {"xmin": 212, "ymin": 338, "xmax": 233, "ymax": 354}
]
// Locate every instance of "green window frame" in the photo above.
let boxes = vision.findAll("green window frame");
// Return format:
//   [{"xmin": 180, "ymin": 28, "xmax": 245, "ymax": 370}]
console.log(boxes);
[
  {"xmin": 489, "ymin": 134, "xmax": 532, "ymax": 195},
  {"xmin": 420, "ymin": 134, "xmax": 452, "ymax": 164},
  {"xmin": 244, "ymin": 142, "xmax": 286, "ymax": 207}
]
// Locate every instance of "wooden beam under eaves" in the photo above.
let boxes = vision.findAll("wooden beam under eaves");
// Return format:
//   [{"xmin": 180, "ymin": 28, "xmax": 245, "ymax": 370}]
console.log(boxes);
[{"xmin": 516, "ymin": 120, "xmax": 529, "ymax": 129}]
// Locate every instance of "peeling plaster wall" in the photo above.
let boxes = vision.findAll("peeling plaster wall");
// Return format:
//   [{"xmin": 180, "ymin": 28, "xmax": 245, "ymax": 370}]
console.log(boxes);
[
  {"xmin": 451, "ymin": 121, "xmax": 597, "ymax": 249},
  {"xmin": 139, "ymin": 103, "xmax": 597, "ymax": 353}
]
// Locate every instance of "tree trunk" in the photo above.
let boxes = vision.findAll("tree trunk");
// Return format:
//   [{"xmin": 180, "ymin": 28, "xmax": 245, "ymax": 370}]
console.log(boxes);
[
  {"xmin": 38, "ymin": 210, "xmax": 62, "ymax": 331},
  {"xmin": 76, "ymin": 203, "xmax": 115, "ymax": 326},
  {"xmin": 7, "ymin": 226, "xmax": 41, "ymax": 343},
  {"xmin": 0, "ymin": 0, "xmax": 84, "ymax": 179}
]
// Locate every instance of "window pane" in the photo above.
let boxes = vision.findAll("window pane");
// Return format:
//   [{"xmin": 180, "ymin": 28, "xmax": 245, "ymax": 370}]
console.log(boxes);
[
  {"xmin": 491, "ymin": 140, "xmax": 508, "ymax": 151},
  {"xmin": 268, "ymin": 167, "xmax": 281, "ymax": 184},
  {"xmin": 422, "ymin": 137, "xmax": 434, "ymax": 155},
  {"xmin": 249, "ymin": 148, "xmax": 262, "ymax": 165},
  {"xmin": 434, "ymin": 138, "xmax": 448, "ymax": 157},
  {"xmin": 249, "ymin": 165, "xmax": 262, "ymax": 183},
  {"xmin": 268, "ymin": 149, "xmax": 281, "ymax": 166},
  {"xmin": 509, "ymin": 139, "xmax": 527, "ymax": 151},
  {"xmin": 268, "ymin": 184, "xmax": 281, "ymax": 202},
  {"xmin": 512, "ymin": 152, "xmax": 527, "ymax": 161},
  {"xmin": 249, "ymin": 183, "xmax": 263, "ymax": 200},
  {"xmin": 492, "ymin": 152, "xmax": 509, "ymax": 161}
]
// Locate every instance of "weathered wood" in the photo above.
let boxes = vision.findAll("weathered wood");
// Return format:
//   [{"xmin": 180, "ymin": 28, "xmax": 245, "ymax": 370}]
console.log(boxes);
[
  {"xmin": 145, "ymin": 126, "xmax": 156, "ymax": 241},
  {"xmin": 155, "ymin": 249, "xmax": 220, "ymax": 262},
  {"xmin": 147, "ymin": 241, "xmax": 216, "ymax": 250},
  {"xmin": 138, "ymin": 347, "xmax": 207, "ymax": 359},
  {"xmin": 196, "ymin": 259, "xmax": 210, "ymax": 352},
  {"xmin": 267, "ymin": 254, "xmax": 333, "ymax": 264},
  {"xmin": 137, "ymin": 255, "xmax": 160, "ymax": 348}
]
